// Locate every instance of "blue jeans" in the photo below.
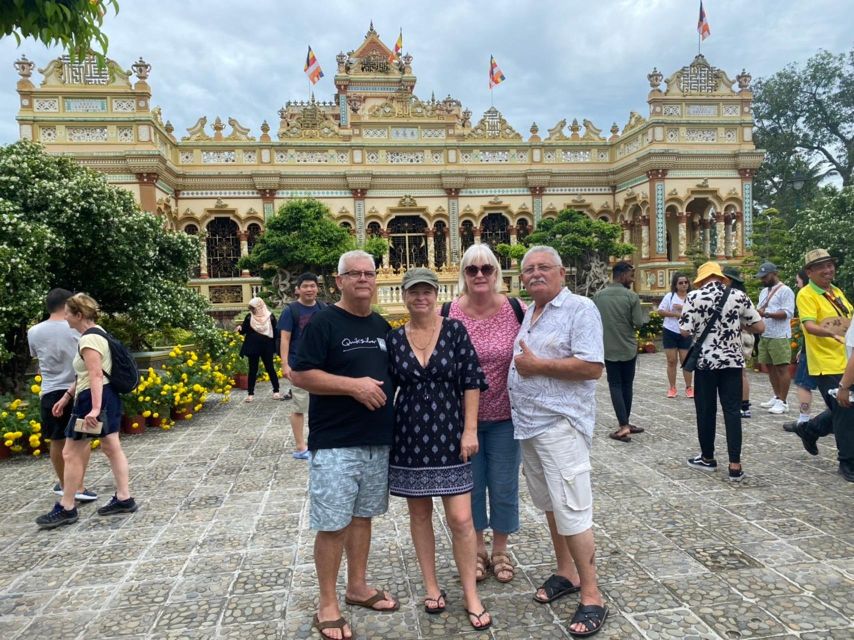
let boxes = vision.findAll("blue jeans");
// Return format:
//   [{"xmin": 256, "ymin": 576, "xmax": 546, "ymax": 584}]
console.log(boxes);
[{"xmin": 470, "ymin": 420, "xmax": 521, "ymax": 535}]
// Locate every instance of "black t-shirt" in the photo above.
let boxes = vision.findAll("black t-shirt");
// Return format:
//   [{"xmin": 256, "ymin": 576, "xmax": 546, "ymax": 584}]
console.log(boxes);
[{"xmin": 293, "ymin": 305, "xmax": 394, "ymax": 450}]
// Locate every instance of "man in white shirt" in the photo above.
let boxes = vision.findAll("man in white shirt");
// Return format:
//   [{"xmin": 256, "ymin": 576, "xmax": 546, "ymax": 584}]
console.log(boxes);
[
  {"xmin": 27, "ymin": 289, "xmax": 96, "ymax": 501},
  {"xmin": 508, "ymin": 245, "xmax": 608, "ymax": 637},
  {"xmin": 755, "ymin": 263, "xmax": 796, "ymax": 414}
]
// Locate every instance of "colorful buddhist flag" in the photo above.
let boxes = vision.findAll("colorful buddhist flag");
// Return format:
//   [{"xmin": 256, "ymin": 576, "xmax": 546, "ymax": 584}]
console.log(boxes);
[
  {"xmin": 489, "ymin": 54, "xmax": 506, "ymax": 89},
  {"xmin": 389, "ymin": 30, "xmax": 403, "ymax": 62},
  {"xmin": 304, "ymin": 46, "xmax": 324, "ymax": 84},
  {"xmin": 697, "ymin": 1, "xmax": 711, "ymax": 40}
]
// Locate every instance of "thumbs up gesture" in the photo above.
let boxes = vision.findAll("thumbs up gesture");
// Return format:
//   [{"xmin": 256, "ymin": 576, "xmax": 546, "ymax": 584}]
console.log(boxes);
[{"xmin": 514, "ymin": 340, "xmax": 541, "ymax": 377}]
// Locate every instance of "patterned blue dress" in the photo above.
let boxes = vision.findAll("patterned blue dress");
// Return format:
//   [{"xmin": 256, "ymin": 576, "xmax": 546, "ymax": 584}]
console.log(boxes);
[{"xmin": 388, "ymin": 318, "xmax": 488, "ymax": 498}]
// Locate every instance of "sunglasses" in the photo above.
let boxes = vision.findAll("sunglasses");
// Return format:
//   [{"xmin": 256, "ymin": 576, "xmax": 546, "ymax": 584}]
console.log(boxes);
[{"xmin": 464, "ymin": 264, "xmax": 496, "ymax": 277}]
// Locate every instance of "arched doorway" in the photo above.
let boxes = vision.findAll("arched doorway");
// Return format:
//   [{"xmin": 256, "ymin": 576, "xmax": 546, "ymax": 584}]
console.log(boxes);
[
  {"xmin": 206, "ymin": 217, "xmax": 240, "ymax": 278},
  {"xmin": 480, "ymin": 213, "xmax": 510, "ymax": 268},
  {"xmin": 247, "ymin": 223, "xmax": 263, "ymax": 276},
  {"xmin": 388, "ymin": 215, "xmax": 427, "ymax": 269}
]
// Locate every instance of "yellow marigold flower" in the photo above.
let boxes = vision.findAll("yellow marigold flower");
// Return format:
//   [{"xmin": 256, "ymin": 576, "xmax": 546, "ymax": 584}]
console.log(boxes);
[
  {"xmin": 34, "ymin": 375, "xmax": 42, "ymax": 382},
  {"xmin": 3, "ymin": 441, "xmax": 12, "ymax": 447},
  {"xmin": 169, "ymin": 350, "xmax": 177, "ymax": 357},
  {"xmin": 142, "ymin": 410, "xmax": 151, "ymax": 418},
  {"xmin": 162, "ymin": 425, "xmax": 172, "ymax": 431},
  {"xmin": 33, "ymin": 449, "xmax": 41, "ymax": 456},
  {"xmin": 32, "ymin": 424, "xmax": 41, "ymax": 433},
  {"xmin": 152, "ymin": 412, "xmax": 159, "ymax": 419},
  {"xmin": 10, "ymin": 399, "xmax": 21, "ymax": 409},
  {"xmin": 131, "ymin": 422, "xmax": 139, "ymax": 428},
  {"xmin": 16, "ymin": 412, "xmax": 25, "ymax": 420},
  {"xmin": 91, "ymin": 439, "xmax": 100, "ymax": 449},
  {"xmin": 31, "ymin": 384, "xmax": 41, "ymax": 394},
  {"xmin": 11, "ymin": 445, "xmax": 22, "ymax": 453},
  {"xmin": 194, "ymin": 404, "xmax": 202, "ymax": 412},
  {"xmin": 184, "ymin": 413, "xmax": 193, "ymax": 420},
  {"xmin": 0, "ymin": 411, "xmax": 6, "ymax": 418}
]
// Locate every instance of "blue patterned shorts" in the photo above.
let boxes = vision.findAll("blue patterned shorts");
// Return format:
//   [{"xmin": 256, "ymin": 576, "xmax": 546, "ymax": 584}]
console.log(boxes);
[{"xmin": 309, "ymin": 445, "xmax": 390, "ymax": 531}]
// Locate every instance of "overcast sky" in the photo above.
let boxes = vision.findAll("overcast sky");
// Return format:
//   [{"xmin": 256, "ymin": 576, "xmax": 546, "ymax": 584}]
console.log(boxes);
[{"xmin": 1, "ymin": 0, "xmax": 851, "ymax": 144}]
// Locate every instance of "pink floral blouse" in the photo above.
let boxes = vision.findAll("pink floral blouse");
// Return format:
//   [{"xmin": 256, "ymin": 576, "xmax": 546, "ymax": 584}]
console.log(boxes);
[{"xmin": 447, "ymin": 298, "xmax": 526, "ymax": 422}]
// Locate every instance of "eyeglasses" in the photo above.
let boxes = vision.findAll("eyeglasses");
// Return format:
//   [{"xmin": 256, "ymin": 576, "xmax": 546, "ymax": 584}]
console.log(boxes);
[
  {"xmin": 340, "ymin": 270, "xmax": 377, "ymax": 280},
  {"xmin": 464, "ymin": 264, "xmax": 496, "ymax": 277},
  {"xmin": 677, "ymin": 280, "xmax": 689, "ymax": 286},
  {"xmin": 521, "ymin": 264, "xmax": 560, "ymax": 276}
]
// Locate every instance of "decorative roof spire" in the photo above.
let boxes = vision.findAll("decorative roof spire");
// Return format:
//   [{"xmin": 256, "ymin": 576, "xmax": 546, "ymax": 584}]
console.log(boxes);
[{"xmin": 366, "ymin": 21, "xmax": 378, "ymax": 38}]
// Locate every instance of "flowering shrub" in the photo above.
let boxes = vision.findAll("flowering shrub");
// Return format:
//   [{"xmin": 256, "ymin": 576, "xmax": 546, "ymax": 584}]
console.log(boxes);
[
  {"xmin": 790, "ymin": 317, "xmax": 803, "ymax": 364},
  {"xmin": 637, "ymin": 311, "xmax": 663, "ymax": 352},
  {"xmin": 1, "ymin": 376, "xmax": 43, "ymax": 456},
  {"xmin": 161, "ymin": 345, "xmax": 232, "ymax": 415}
]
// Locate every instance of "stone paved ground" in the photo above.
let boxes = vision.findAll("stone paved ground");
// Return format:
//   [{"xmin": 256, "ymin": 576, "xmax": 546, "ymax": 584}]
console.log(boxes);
[{"xmin": 1, "ymin": 352, "xmax": 852, "ymax": 639}]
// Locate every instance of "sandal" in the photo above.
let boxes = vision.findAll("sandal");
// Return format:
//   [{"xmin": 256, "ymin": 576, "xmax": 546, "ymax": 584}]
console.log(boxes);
[
  {"xmin": 491, "ymin": 550, "xmax": 515, "ymax": 583},
  {"xmin": 312, "ymin": 614, "xmax": 349, "ymax": 639},
  {"xmin": 423, "ymin": 589, "xmax": 446, "ymax": 614},
  {"xmin": 534, "ymin": 573, "xmax": 581, "ymax": 604},
  {"xmin": 476, "ymin": 551, "xmax": 490, "ymax": 582},
  {"xmin": 244, "ymin": 395, "xmax": 254, "ymax": 403},
  {"xmin": 272, "ymin": 392, "xmax": 282, "ymax": 400},
  {"xmin": 464, "ymin": 608, "xmax": 492, "ymax": 630},
  {"xmin": 344, "ymin": 589, "xmax": 399, "ymax": 612},
  {"xmin": 608, "ymin": 430, "xmax": 631, "ymax": 442},
  {"xmin": 568, "ymin": 603, "xmax": 608, "ymax": 638}
]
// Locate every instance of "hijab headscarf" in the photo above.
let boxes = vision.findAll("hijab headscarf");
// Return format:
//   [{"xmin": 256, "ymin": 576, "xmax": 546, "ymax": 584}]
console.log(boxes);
[{"xmin": 248, "ymin": 297, "xmax": 273, "ymax": 338}]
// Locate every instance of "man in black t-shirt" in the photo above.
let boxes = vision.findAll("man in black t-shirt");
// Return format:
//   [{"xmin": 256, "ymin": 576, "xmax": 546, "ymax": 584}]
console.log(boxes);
[{"xmin": 292, "ymin": 250, "xmax": 399, "ymax": 638}]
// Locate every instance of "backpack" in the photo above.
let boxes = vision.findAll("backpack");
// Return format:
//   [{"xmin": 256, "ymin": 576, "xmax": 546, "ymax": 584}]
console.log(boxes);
[
  {"xmin": 79, "ymin": 327, "xmax": 140, "ymax": 394},
  {"xmin": 441, "ymin": 297, "xmax": 525, "ymax": 324}
]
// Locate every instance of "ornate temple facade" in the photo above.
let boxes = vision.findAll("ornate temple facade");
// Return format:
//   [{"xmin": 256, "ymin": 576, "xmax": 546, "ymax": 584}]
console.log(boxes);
[{"xmin": 14, "ymin": 25, "xmax": 763, "ymax": 311}]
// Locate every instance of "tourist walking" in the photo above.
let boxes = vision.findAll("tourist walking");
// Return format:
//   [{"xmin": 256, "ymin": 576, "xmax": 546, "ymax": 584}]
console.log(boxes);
[
  {"xmin": 679, "ymin": 262, "xmax": 764, "ymax": 482},
  {"xmin": 785, "ymin": 269, "xmax": 817, "ymax": 432},
  {"xmin": 593, "ymin": 261, "xmax": 646, "ymax": 442},
  {"xmin": 791, "ymin": 249, "xmax": 854, "ymax": 482},
  {"xmin": 388, "ymin": 267, "xmax": 491, "ymax": 630},
  {"xmin": 36, "ymin": 293, "xmax": 137, "ymax": 529},
  {"xmin": 27, "ymin": 288, "xmax": 97, "ymax": 503},
  {"xmin": 509, "ymin": 245, "xmax": 609, "ymax": 638},
  {"xmin": 291, "ymin": 250, "xmax": 399, "ymax": 640},
  {"xmin": 722, "ymin": 267, "xmax": 756, "ymax": 419},
  {"xmin": 658, "ymin": 273, "xmax": 694, "ymax": 398},
  {"xmin": 443, "ymin": 244, "xmax": 525, "ymax": 585},
  {"xmin": 278, "ymin": 273, "xmax": 326, "ymax": 459},
  {"xmin": 236, "ymin": 297, "xmax": 281, "ymax": 402},
  {"xmin": 754, "ymin": 262, "xmax": 796, "ymax": 415}
]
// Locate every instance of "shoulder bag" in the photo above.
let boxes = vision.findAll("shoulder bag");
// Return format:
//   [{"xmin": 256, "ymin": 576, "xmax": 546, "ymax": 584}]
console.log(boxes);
[{"xmin": 682, "ymin": 285, "xmax": 732, "ymax": 373}]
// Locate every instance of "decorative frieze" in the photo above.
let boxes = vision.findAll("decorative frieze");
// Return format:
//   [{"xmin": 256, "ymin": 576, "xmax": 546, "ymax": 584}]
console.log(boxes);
[
  {"xmin": 201, "ymin": 150, "xmax": 236, "ymax": 163},
  {"xmin": 180, "ymin": 151, "xmax": 194, "ymax": 164},
  {"xmin": 39, "ymin": 126, "xmax": 57, "ymax": 143},
  {"xmin": 687, "ymin": 104, "xmax": 718, "ymax": 116},
  {"xmin": 388, "ymin": 151, "xmax": 424, "ymax": 164},
  {"xmin": 662, "ymin": 104, "xmax": 681, "ymax": 116},
  {"xmin": 112, "ymin": 98, "xmax": 136, "ymax": 112},
  {"xmin": 684, "ymin": 128, "xmax": 717, "ymax": 143},
  {"xmin": 422, "ymin": 129, "xmax": 446, "ymax": 139},
  {"xmin": 275, "ymin": 151, "xmax": 288, "ymax": 163},
  {"xmin": 295, "ymin": 151, "xmax": 331, "ymax": 163},
  {"xmin": 562, "ymin": 150, "xmax": 591, "ymax": 162},
  {"xmin": 655, "ymin": 182, "xmax": 666, "ymax": 254},
  {"xmin": 117, "ymin": 127, "xmax": 134, "ymax": 143},
  {"xmin": 666, "ymin": 128, "xmax": 679, "ymax": 143},
  {"xmin": 34, "ymin": 98, "xmax": 59, "ymax": 112},
  {"xmin": 64, "ymin": 98, "xmax": 107, "ymax": 112},
  {"xmin": 431, "ymin": 151, "xmax": 443, "ymax": 163},
  {"xmin": 336, "ymin": 152, "xmax": 349, "ymax": 163},
  {"xmin": 243, "ymin": 151, "xmax": 257, "ymax": 163},
  {"xmin": 366, "ymin": 151, "xmax": 380, "ymax": 163},
  {"xmin": 479, "ymin": 150, "xmax": 509, "ymax": 163},
  {"xmin": 66, "ymin": 126, "xmax": 108, "ymax": 142},
  {"xmin": 363, "ymin": 128, "xmax": 387, "ymax": 138},
  {"xmin": 391, "ymin": 127, "xmax": 418, "ymax": 140},
  {"xmin": 724, "ymin": 129, "xmax": 737, "ymax": 142},
  {"xmin": 723, "ymin": 104, "xmax": 740, "ymax": 116}
]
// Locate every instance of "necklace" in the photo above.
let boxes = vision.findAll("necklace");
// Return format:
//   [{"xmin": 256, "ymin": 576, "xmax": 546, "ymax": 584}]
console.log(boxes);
[{"xmin": 407, "ymin": 318, "xmax": 438, "ymax": 352}]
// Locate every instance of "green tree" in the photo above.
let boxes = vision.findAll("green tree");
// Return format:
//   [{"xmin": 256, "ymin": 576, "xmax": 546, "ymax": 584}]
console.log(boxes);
[
  {"xmin": 502, "ymin": 209, "xmax": 634, "ymax": 296},
  {"xmin": 1, "ymin": 0, "xmax": 119, "ymax": 63},
  {"xmin": 0, "ymin": 141, "xmax": 211, "ymax": 392},
  {"xmin": 239, "ymin": 198, "xmax": 378, "ymax": 304},
  {"xmin": 752, "ymin": 48, "xmax": 853, "ymax": 212}
]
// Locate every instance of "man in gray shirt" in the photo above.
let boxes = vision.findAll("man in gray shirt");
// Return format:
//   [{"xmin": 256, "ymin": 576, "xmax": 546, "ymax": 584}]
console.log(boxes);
[
  {"xmin": 593, "ymin": 262, "xmax": 646, "ymax": 442},
  {"xmin": 27, "ymin": 289, "xmax": 96, "ymax": 502}
]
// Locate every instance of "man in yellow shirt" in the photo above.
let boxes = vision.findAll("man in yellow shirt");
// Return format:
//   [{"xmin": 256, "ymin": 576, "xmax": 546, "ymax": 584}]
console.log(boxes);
[{"xmin": 793, "ymin": 249, "xmax": 854, "ymax": 482}]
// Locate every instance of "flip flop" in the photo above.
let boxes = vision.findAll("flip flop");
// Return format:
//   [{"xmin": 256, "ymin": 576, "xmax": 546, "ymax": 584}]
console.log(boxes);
[
  {"xmin": 312, "ymin": 614, "xmax": 349, "ymax": 639},
  {"xmin": 344, "ymin": 589, "xmax": 400, "ymax": 612},
  {"xmin": 608, "ymin": 431, "xmax": 631, "ymax": 442},
  {"xmin": 568, "ymin": 603, "xmax": 608, "ymax": 637},
  {"xmin": 464, "ymin": 608, "xmax": 492, "ymax": 630},
  {"xmin": 423, "ymin": 589, "xmax": 446, "ymax": 614},
  {"xmin": 534, "ymin": 573, "xmax": 581, "ymax": 604}
]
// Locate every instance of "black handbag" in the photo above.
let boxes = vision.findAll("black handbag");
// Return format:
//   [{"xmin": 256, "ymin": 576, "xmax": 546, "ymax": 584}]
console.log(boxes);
[{"xmin": 682, "ymin": 286, "xmax": 732, "ymax": 373}]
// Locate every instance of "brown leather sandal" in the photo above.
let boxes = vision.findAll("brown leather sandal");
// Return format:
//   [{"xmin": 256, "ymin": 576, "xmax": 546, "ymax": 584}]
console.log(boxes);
[
  {"xmin": 491, "ymin": 550, "xmax": 515, "ymax": 583},
  {"xmin": 312, "ymin": 614, "xmax": 349, "ymax": 639},
  {"xmin": 476, "ymin": 551, "xmax": 490, "ymax": 582}
]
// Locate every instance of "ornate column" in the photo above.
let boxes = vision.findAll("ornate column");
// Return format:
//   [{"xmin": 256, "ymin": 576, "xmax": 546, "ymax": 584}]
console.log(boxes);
[
  {"xmin": 530, "ymin": 186, "xmax": 545, "ymax": 224},
  {"xmin": 351, "ymin": 189, "xmax": 367, "ymax": 244},
  {"xmin": 724, "ymin": 212, "xmax": 734, "ymax": 258},
  {"xmin": 739, "ymin": 169, "xmax": 755, "ymax": 250},
  {"xmin": 473, "ymin": 226, "xmax": 482, "ymax": 245},
  {"xmin": 136, "ymin": 173, "xmax": 158, "ymax": 213},
  {"xmin": 732, "ymin": 211, "xmax": 743, "ymax": 257},
  {"xmin": 199, "ymin": 242, "xmax": 209, "ymax": 279},
  {"xmin": 258, "ymin": 189, "xmax": 276, "ymax": 221},
  {"xmin": 714, "ymin": 211, "xmax": 726, "ymax": 259},
  {"xmin": 381, "ymin": 230, "xmax": 390, "ymax": 269},
  {"xmin": 640, "ymin": 216, "xmax": 650, "ymax": 260},
  {"xmin": 444, "ymin": 188, "xmax": 461, "ymax": 263},
  {"xmin": 701, "ymin": 219, "xmax": 711, "ymax": 256},
  {"xmin": 238, "ymin": 231, "xmax": 250, "ymax": 278},
  {"xmin": 647, "ymin": 169, "xmax": 668, "ymax": 258},
  {"xmin": 676, "ymin": 211, "xmax": 688, "ymax": 258},
  {"xmin": 426, "ymin": 229, "xmax": 435, "ymax": 267},
  {"xmin": 620, "ymin": 221, "xmax": 632, "ymax": 259}
]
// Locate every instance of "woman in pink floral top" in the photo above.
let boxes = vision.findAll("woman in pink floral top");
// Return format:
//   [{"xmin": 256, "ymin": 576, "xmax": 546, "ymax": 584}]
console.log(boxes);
[{"xmin": 444, "ymin": 244, "xmax": 526, "ymax": 584}]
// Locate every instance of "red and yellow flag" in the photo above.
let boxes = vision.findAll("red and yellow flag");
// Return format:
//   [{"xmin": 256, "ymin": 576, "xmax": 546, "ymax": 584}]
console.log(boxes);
[
  {"xmin": 389, "ymin": 30, "xmax": 403, "ymax": 62},
  {"xmin": 697, "ymin": 1, "xmax": 710, "ymax": 41},
  {"xmin": 489, "ymin": 54, "xmax": 506, "ymax": 89},
  {"xmin": 304, "ymin": 46, "xmax": 324, "ymax": 85}
]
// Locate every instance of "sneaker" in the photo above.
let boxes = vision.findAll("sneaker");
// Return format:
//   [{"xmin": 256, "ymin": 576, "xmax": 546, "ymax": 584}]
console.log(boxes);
[
  {"xmin": 741, "ymin": 409, "xmax": 751, "ymax": 418},
  {"xmin": 768, "ymin": 399, "xmax": 789, "ymax": 414},
  {"xmin": 687, "ymin": 455, "xmax": 718, "ymax": 471},
  {"xmin": 52, "ymin": 482, "xmax": 63, "ymax": 497},
  {"xmin": 292, "ymin": 449, "xmax": 311, "ymax": 460},
  {"xmin": 760, "ymin": 396, "xmax": 779, "ymax": 408},
  {"xmin": 728, "ymin": 467, "xmax": 745, "ymax": 482},
  {"xmin": 97, "ymin": 495, "xmax": 138, "ymax": 516},
  {"xmin": 36, "ymin": 503, "xmax": 79, "ymax": 529},
  {"xmin": 75, "ymin": 488, "xmax": 98, "ymax": 502},
  {"xmin": 666, "ymin": 387, "xmax": 678, "ymax": 398},
  {"xmin": 283, "ymin": 389, "xmax": 293, "ymax": 400},
  {"xmin": 794, "ymin": 422, "xmax": 819, "ymax": 456},
  {"xmin": 685, "ymin": 386, "xmax": 694, "ymax": 399}
]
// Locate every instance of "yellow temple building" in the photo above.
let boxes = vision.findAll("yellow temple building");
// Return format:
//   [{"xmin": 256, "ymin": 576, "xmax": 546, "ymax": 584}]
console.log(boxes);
[{"xmin": 13, "ymin": 25, "xmax": 763, "ymax": 312}]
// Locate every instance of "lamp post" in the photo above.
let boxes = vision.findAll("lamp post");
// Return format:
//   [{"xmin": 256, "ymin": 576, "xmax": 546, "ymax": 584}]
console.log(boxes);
[{"xmin": 788, "ymin": 172, "xmax": 806, "ymax": 212}]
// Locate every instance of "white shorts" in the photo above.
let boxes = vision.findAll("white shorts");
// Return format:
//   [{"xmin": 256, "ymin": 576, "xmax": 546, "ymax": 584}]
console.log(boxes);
[
  {"xmin": 520, "ymin": 418, "xmax": 593, "ymax": 536},
  {"xmin": 292, "ymin": 386, "xmax": 309, "ymax": 414}
]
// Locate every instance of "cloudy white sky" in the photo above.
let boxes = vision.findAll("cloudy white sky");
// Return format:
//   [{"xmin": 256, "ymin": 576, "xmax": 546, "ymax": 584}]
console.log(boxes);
[{"xmin": 0, "ymin": 0, "xmax": 851, "ymax": 144}]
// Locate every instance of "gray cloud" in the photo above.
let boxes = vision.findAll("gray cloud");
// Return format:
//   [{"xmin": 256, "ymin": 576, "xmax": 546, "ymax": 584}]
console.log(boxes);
[{"xmin": 1, "ymin": 0, "xmax": 851, "ymax": 143}]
